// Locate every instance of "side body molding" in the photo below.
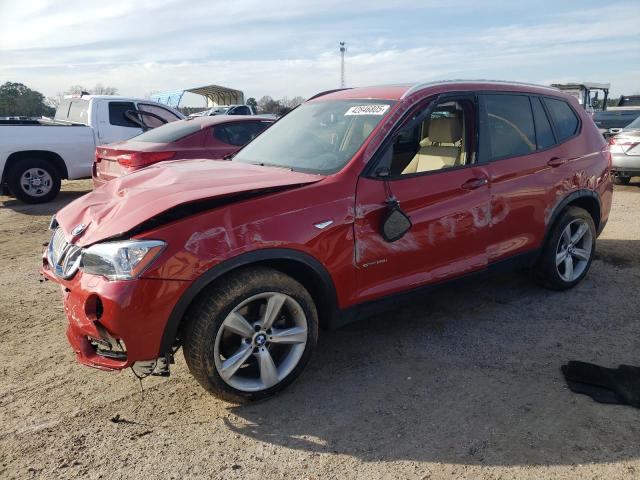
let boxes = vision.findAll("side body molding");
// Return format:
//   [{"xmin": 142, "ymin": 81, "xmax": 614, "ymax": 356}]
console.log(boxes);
[{"xmin": 158, "ymin": 248, "xmax": 339, "ymax": 355}]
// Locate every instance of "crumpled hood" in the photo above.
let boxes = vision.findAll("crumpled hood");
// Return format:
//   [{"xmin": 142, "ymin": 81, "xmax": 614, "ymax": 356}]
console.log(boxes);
[{"xmin": 55, "ymin": 159, "xmax": 322, "ymax": 246}]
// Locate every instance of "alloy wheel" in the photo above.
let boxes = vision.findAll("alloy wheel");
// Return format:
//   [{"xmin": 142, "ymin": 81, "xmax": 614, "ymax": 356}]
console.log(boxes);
[
  {"xmin": 555, "ymin": 219, "xmax": 593, "ymax": 282},
  {"xmin": 213, "ymin": 292, "xmax": 308, "ymax": 392}
]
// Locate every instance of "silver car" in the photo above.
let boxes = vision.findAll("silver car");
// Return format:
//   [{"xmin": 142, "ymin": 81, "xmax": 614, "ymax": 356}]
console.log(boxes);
[{"xmin": 610, "ymin": 115, "xmax": 640, "ymax": 184}]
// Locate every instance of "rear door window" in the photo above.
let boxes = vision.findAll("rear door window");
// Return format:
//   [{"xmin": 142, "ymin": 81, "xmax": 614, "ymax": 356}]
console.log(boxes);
[
  {"xmin": 483, "ymin": 94, "xmax": 536, "ymax": 159},
  {"xmin": 109, "ymin": 102, "xmax": 140, "ymax": 128},
  {"xmin": 543, "ymin": 98, "xmax": 580, "ymax": 141},
  {"xmin": 531, "ymin": 97, "xmax": 556, "ymax": 149},
  {"xmin": 229, "ymin": 106, "xmax": 251, "ymax": 115},
  {"xmin": 214, "ymin": 121, "xmax": 272, "ymax": 146}
]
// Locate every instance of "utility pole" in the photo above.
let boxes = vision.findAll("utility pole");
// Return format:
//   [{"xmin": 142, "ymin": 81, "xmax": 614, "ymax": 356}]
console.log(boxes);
[{"xmin": 339, "ymin": 42, "xmax": 346, "ymax": 88}]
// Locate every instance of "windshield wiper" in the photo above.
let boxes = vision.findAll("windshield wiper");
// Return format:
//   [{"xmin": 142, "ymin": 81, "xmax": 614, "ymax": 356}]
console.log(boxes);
[{"xmin": 255, "ymin": 162, "xmax": 293, "ymax": 171}]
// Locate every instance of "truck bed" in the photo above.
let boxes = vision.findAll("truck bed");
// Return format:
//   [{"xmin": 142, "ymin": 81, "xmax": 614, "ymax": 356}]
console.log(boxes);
[{"xmin": 0, "ymin": 119, "xmax": 86, "ymax": 126}]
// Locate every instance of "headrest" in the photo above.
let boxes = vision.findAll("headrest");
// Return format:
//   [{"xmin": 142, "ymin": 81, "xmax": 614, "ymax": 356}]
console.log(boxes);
[{"xmin": 427, "ymin": 116, "xmax": 462, "ymax": 143}]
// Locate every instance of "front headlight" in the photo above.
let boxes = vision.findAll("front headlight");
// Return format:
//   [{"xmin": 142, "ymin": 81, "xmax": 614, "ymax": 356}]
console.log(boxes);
[{"xmin": 81, "ymin": 240, "xmax": 166, "ymax": 280}]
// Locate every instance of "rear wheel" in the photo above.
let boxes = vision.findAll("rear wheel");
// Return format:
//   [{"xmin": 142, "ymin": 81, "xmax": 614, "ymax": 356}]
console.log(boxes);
[
  {"xmin": 533, "ymin": 207, "xmax": 596, "ymax": 290},
  {"xmin": 7, "ymin": 158, "xmax": 61, "ymax": 203},
  {"xmin": 183, "ymin": 267, "xmax": 318, "ymax": 403}
]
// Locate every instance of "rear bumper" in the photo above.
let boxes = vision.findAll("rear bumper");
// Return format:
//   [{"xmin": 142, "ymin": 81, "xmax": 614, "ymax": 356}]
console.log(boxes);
[
  {"xmin": 42, "ymin": 254, "xmax": 190, "ymax": 371},
  {"xmin": 611, "ymin": 152, "xmax": 640, "ymax": 176}
]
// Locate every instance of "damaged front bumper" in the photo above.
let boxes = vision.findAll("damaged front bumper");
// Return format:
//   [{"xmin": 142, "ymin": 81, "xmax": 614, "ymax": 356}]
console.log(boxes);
[{"xmin": 41, "ymin": 251, "xmax": 189, "ymax": 373}]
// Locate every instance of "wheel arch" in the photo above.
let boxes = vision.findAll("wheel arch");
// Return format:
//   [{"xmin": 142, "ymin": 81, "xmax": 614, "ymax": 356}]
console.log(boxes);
[
  {"xmin": 545, "ymin": 189, "xmax": 601, "ymax": 246},
  {"xmin": 158, "ymin": 248, "xmax": 339, "ymax": 356},
  {"xmin": 3, "ymin": 150, "xmax": 69, "ymax": 183}
]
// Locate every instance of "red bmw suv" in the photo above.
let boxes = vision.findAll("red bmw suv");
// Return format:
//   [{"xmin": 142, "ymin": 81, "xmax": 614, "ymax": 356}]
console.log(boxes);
[{"xmin": 42, "ymin": 81, "xmax": 612, "ymax": 403}]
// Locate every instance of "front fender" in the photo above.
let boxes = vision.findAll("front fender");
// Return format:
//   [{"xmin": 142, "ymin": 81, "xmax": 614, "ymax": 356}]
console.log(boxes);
[{"xmin": 157, "ymin": 247, "xmax": 339, "ymax": 356}]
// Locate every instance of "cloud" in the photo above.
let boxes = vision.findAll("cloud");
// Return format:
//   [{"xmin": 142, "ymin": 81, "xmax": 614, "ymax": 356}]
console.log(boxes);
[{"xmin": 0, "ymin": 0, "xmax": 638, "ymax": 100}]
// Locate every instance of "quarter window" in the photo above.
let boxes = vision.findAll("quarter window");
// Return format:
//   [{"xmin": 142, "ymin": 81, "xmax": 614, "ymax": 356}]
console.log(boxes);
[
  {"xmin": 544, "ymin": 98, "xmax": 579, "ymax": 141},
  {"xmin": 484, "ymin": 94, "xmax": 536, "ymax": 159},
  {"xmin": 531, "ymin": 97, "xmax": 556, "ymax": 149}
]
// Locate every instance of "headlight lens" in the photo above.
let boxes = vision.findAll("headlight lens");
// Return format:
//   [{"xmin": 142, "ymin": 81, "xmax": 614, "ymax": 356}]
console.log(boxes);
[{"xmin": 81, "ymin": 240, "xmax": 166, "ymax": 280}]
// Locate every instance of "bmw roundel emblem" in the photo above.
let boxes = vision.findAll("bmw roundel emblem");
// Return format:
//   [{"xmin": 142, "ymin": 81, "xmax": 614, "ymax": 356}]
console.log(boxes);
[{"xmin": 71, "ymin": 223, "xmax": 87, "ymax": 236}]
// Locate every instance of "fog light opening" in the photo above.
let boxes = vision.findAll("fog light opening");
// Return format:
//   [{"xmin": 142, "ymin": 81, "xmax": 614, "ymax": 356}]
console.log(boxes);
[{"xmin": 84, "ymin": 295, "xmax": 104, "ymax": 321}]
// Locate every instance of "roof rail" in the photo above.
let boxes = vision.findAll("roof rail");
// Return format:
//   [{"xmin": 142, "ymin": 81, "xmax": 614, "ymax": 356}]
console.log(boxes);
[
  {"xmin": 400, "ymin": 80, "xmax": 559, "ymax": 99},
  {"xmin": 306, "ymin": 88, "xmax": 353, "ymax": 101}
]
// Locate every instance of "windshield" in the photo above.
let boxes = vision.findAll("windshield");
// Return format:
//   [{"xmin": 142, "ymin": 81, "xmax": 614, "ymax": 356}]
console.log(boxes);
[{"xmin": 234, "ymin": 99, "xmax": 395, "ymax": 174}]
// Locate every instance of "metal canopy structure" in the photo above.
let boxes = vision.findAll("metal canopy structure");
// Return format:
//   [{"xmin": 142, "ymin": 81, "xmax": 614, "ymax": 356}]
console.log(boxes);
[
  {"xmin": 150, "ymin": 84, "xmax": 245, "ymax": 108},
  {"xmin": 551, "ymin": 82, "xmax": 610, "ymax": 91}
]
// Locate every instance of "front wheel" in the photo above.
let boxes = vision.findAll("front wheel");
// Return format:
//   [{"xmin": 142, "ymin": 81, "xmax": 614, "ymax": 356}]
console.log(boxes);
[
  {"xmin": 183, "ymin": 267, "xmax": 318, "ymax": 403},
  {"xmin": 533, "ymin": 206, "xmax": 596, "ymax": 290},
  {"xmin": 7, "ymin": 158, "xmax": 61, "ymax": 203}
]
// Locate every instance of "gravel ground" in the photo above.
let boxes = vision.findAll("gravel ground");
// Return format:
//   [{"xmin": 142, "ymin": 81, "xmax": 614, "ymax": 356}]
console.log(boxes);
[{"xmin": 0, "ymin": 179, "xmax": 639, "ymax": 480}]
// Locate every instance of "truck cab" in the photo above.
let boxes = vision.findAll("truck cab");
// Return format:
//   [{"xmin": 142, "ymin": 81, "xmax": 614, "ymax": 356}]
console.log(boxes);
[{"xmin": 550, "ymin": 82, "xmax": 610, "ymax": 114}]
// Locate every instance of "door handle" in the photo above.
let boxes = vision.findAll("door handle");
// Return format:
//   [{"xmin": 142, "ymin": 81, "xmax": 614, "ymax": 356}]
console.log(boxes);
[
  {"xmin": 547, "ymin": 157, "xmax": 568, "ymax": 167},
  {"xmin": 461, "ymin": 177, "xmax": 488, "ymax": 190}
]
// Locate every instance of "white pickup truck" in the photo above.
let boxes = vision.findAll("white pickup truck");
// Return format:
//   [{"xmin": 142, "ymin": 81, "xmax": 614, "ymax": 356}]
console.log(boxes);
[{"xmin": 0, "ymin": 95, "xmax": 183, "ymax": 203}]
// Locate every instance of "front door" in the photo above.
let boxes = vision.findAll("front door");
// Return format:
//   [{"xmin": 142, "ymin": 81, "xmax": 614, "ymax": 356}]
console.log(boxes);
[{"xmin": 353, "ymin": 94, "xmax": 491, "ymax": 304}]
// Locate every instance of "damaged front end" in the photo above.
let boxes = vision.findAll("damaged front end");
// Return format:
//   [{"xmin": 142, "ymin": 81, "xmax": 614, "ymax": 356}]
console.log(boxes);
[{"xmin": 42, "ymin": 218, "xmax": 191, "ymax": 375}]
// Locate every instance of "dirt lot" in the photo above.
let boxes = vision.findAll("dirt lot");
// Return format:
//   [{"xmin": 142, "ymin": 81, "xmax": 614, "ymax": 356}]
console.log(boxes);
[{"xmin": 1, "ymin": 179, "xmax": 639, "ymax": 480}]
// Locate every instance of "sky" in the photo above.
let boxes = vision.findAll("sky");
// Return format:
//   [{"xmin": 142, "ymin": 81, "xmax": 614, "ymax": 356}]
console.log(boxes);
[{"xmin": 0, "ymin": 0, "xmax": 638, "ymax": 105}]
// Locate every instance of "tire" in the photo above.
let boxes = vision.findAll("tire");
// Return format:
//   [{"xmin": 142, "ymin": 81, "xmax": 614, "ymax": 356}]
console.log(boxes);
[
  {"xmin": 183, "ymin": 267, "xmax": 318, "ymax": 403},
  {"xmin": 7, "ymin": 157, "xmax": 61, "ymax": 203},
  {"xmin": 614, "ymin": 176, "xmax": 631, "ymax": 185},
  {"xmin": 533, "ymin": 206, "xmax": 596, "ymax": 290}
]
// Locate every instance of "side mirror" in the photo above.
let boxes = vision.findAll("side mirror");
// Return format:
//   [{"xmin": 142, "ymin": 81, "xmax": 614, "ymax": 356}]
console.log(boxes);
[{"xmin": 381, "ymin": 202, "xmax": 412, "ymax": 242}]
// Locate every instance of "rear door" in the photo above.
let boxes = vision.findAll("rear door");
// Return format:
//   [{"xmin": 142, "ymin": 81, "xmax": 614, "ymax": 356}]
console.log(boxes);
[
  {"xmin": 353, "ymin": 93, "xmax": 491, "ymax": 304},
  {"xmin": 481, "ymin": 93, "xmax": 577, "ymax": 263}
]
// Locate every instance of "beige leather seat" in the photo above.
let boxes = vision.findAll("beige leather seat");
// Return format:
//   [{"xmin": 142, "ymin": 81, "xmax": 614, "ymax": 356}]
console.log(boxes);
[{"xmin": 402, "ymin": 116, "xmax": 462, "ymax": 174}]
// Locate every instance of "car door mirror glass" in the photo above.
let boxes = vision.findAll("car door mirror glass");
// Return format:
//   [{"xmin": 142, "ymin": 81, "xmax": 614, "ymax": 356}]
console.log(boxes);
[{"xmin": 381, "ymin": 205, "xmax": 412, "ymax": 242}]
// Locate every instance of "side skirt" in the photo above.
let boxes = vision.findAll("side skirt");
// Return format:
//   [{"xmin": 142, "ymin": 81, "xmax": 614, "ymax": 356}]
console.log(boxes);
[{"xmin": 332, "ymin": 249, "xmax": 541, "ymax": 329}]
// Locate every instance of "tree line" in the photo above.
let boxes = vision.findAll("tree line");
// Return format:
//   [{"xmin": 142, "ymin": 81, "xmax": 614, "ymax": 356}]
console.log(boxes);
[
  {"xmin": 247, "ymin": 95, "xmax": 306, "ymax": 115},
  {"xmin": 0, "ymin": 82, "xmax": 119, "ymax": 117}
]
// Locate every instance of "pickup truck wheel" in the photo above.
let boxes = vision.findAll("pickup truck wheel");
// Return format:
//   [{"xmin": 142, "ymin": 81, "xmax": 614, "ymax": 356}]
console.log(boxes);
[
  {"xmin": 7, "ymin": 158, "xmax": 61, "ymax": 203},
  {"xmin": 183, "ymin": 267, "xmax": 318, "ymax": 403},
  {"xmin": 533, "ymin": 207, "xmax": 596, "ymax": 290}
]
